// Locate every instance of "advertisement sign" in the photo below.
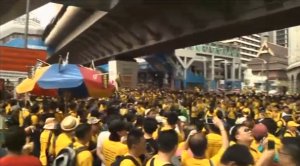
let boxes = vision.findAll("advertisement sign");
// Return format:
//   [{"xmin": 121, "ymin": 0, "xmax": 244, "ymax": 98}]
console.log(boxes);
[
  {"xmin": 0, "ymin": 46, "xmax": 47, "ymax": 72},
  {"xmin": 108, "ymin": 60, "xmax": 138, "ymax": 89}
]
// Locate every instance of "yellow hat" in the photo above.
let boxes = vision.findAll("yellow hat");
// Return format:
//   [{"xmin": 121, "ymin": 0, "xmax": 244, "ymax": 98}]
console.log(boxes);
[{"xmin": 287, "ymin": 121, "xmax": 300, "ymax": 127}]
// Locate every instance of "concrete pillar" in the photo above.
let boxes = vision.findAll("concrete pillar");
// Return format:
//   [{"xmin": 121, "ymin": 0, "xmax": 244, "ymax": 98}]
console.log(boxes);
[
  {"xmin": 211, "ymin": 55, "xmax": 215, "ymax": 90},
  {"xmin": 224, "ymin": 63, "xmax": 228, "ymax": 80},
  {"xmin": 288, "ymin": 76, "xmax": 293, "ymax": 93},
  {"xmin": 294, "ymin": 79, "xmax": 297, "ymax": 94},
  {"xmin": 231, "ymin": 59, "xmax": 235, "ymax": 80},
  {"xmin": 238, "ymin": 63, "xmax": 242, "ymax": 80}
]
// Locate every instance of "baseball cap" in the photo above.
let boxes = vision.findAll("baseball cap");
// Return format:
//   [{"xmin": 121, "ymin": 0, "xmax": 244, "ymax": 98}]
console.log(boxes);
[{"xmin": 287, "ymin": 121, "xmax": 300, "ymax": 127}]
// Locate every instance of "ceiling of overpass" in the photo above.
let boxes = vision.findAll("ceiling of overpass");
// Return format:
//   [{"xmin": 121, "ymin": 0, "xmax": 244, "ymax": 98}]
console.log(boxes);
[
  {"xmin": 47, "ymin": 0, "xmax": 300, "ymax": 65},
  {"xmin": 0, "ymin": 0, "xmax": 47, "ymax": 25}
]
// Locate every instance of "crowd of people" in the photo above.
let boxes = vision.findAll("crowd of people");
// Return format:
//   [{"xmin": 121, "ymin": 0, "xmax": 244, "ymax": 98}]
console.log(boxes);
[{"xmin": 0, "ymin": 89, "xmax": 299, "ymax": 166}]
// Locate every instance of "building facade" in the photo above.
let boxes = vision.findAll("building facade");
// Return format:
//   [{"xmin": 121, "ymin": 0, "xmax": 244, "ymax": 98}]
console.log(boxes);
[
  {"xmin": 221, "ymin": 34, "xmax": 261, "ymax": 62},
  {"xmin": 0, "ymin": 13, "xmax": 46, "ymax": 85},
  {"xmin": 287, "ymin": 26, "xmax": 300, "ymax": 93},
  {"xmin": 247, "ymin": 40, "xmax": 288, "ymax": 92}
]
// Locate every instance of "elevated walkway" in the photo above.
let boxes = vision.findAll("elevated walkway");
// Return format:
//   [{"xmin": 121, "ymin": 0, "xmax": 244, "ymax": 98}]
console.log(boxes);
[{"xmin": 44, "ymin": 0, "xmax": 300, "ymax": 65}]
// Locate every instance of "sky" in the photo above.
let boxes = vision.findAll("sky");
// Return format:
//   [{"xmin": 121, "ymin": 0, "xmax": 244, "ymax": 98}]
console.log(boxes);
[{"xmin": 30, "ymin": 3, "xmax": 62, "ymax": 27}]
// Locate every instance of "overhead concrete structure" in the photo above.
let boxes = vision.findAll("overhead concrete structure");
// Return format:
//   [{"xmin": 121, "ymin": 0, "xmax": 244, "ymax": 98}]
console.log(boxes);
[
  {"xmin": 44, "ymin": 0, "xmax": 300, "ymax": 66},
  {"xmin": 0, "ymin": 0, "xmax": 47, "ymax": 25}
]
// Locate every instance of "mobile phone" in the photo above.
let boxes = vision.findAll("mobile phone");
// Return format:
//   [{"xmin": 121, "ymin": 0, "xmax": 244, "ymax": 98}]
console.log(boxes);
[
  {"xmin": 268, "ymin": 140, "xmax": 275, "ymax": 150},
  {"xmin": 205, "ymin": 117, "xmax": 214, "ymax": 124}
]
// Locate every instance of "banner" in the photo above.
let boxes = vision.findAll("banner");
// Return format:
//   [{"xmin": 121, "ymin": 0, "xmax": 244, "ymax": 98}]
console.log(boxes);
[{"xmin": 102, "ymin": 74, "xmax": 109, "ymax": 89}]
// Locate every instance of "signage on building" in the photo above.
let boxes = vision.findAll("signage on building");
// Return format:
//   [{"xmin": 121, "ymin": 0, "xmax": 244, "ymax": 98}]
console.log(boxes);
[
  {"xmin": 186, "ymin": 42, "xmax": 240, "ymax": 57},
  {"xmin": 0, "ymin": 46, "xmax": 47, "ymax": 72},
  {"xmin": 2, "ymin": 39, "xmax": 47, "ymax": 50},
  {"xmin": 13, "ymin": 14, "xmax": 41, "ymax": 26}
]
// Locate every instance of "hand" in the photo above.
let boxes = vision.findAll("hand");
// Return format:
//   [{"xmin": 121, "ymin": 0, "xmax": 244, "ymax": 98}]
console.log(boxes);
[
  {"xmin": 262, "ymin": 137, "xmax": 269, "ymax": 150},
  {"xmin": 213, "ymin": 117, "xmax": 224, "ymax": 129},
  {"xmin": 188, "ymin": 130, "xmax": 197, "ymax": 138}
]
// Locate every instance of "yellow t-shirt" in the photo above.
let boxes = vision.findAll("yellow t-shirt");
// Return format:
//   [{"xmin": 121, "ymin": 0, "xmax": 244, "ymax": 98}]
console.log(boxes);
[
  {"xmin": 284, "ymin": 130, "xmax": 297, "ymax": 137},
  {"xmin": 267, "ymin": 133, "xmax": 282, "ymax": 149},
  {"xmin": 152, "ymin": 126, "xmax": 184, "ymax": 143},
  {"xmin": 146, "ymin": 156, "xmax": 172, "ymax": 166},
  {"xmin": 54, "ymin": 133, "xmax": 73, "ymax": 156},
  {"xmin": 39, "ymin": 130, "xmax": 52, "ymax": 166},
  {"xmin": 102, "ymin": 139, "xmax": 128, "ymax": 166},
  {"xmin": 19, "ymin": 108, "xmax": 30, "ymax": 127},
  {"xmin": 120, "ymin": 153, "xmax": 142, "ymax": 166},
  {"xmin": 73, "ymin": 142, "xmax": 93, "ymax": 166},
  {"xmin": 205, "ymin": 133, "xmax": 222, "ymax": 159},
  {"xmin": 182, "ymin": 148, "xmax": 225, "ymax": 166}
]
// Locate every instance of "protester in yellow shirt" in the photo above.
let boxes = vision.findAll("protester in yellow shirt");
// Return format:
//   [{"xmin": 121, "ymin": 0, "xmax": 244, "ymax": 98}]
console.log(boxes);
[
  {"xmin": 205, "ymin": 124, "xmax": 223, "ymax": 158},
  {"xmin": 229, "ymin": 124, "xmax": 261, "ymax": 163},
  {"xmin": 153, "ymin": 112, "xmax": 184, "ymax": 143},
  {"xmin": 120, "ymin": 129, "xmax": 146, "ymax": 166},
  {"xmin": 39, "ymin": 118, "xmax": 56, "ymax": 166},
  {"xmin": 73, "ymin": 123, "xmax": 94, "ymax": 166},
  {"xmin": 146, "ymin": 130, "xmax": 179, "ymax": 166},
  {"xmin": 284, "ymin": 121, "xmax": 299, "ymax": 137},
  {"xmin": 181, "ymin": 117, "xmax": 229, "ymax": 166},
  {"xmin": 102, "ymin": 119, "xmax": 128, "ymax": 166},
  {"xmin": 54, "ymin": 116, "xmax": 79, "ymax": 156}
]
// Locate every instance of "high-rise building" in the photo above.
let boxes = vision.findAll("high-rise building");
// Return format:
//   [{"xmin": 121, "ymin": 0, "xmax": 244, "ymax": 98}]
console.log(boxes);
[
  {"xmin": 221, "ymin": 34, "xmax": 261, "ymax": 62},
  {"xmin": 261, "ymin": 29, "xmax": 288, "ymax": 47}
]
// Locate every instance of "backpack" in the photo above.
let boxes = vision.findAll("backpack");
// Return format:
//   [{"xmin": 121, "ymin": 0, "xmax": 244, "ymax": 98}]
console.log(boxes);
[
  {"xmin": 111, "ymin": 155, "xmax": 141, "ymax": 166},
  {"xmin": 149, "ymin": 157, "xmax": 174, "ymax": 166},
  {"xmin": 52, "ymin": 143, "xmax": 87, "ymax": 166}
]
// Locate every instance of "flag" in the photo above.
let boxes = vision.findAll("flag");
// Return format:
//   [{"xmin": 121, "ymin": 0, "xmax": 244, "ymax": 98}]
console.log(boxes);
[{"xmin": 101, "ymin": 74, "xmax": 109, "ymax": 89}]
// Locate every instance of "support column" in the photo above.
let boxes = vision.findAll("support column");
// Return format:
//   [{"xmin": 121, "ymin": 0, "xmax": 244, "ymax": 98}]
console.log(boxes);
[
  {"xmin": 288, "ymin": 76, "xmax": 293, "ymax": 93},
  {"xmin": 231, "ymin": 58, "xmax": 235, "ymax": 80},
  {"xmin": 224, "ymin": 62, "xmax": 228, "ymax": 80},
  {"xmin": 203, "ymin": 61, "xmax": 207, "ymax": 78},
  {"xmin": 211, "ymin": 55, "xmax": 215, "ymax": 90},
  {"xmin": 238, "ymin": 63, "xmax": 242, "ymax": 80},
  {"xmin": 294, "ymin": 79, "xmax": 297, "ymax": 94}
]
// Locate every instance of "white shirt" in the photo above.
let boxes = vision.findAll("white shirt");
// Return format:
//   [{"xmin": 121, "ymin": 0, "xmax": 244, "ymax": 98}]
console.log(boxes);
[{"xmin": 97, "ymin": 131, "xmax": 110, "ymax": 166}]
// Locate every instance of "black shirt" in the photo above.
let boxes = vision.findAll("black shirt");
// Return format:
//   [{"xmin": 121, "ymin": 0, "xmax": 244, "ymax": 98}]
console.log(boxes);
[{"xmin": 145, "ymin": 138, "xmax": 158, "ymax": 155}]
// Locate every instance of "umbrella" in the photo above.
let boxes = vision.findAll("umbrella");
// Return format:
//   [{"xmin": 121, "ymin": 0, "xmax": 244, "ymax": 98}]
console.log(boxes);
[
  {"xmin": 37, "ymin": 64, "xmax": 115, "ymax": 98},
  {"xmin": 16, "ymin": 66, "xmax": 58, "ymax": 96}
]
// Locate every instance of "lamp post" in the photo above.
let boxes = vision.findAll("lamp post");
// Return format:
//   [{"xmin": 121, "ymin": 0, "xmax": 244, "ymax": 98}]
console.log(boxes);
[
  {"xmin": 24, "ymin": 0, "xmax": 30, "ymax": 48},
  {"xmin": 253, "ymin": 58, "xmax": 268, "ymax": 92}
]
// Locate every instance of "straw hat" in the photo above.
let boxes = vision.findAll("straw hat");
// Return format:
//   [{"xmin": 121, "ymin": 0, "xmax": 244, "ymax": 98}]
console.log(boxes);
[
  {"xmin": 61, "ymin": 116, "xmax": 79, "ymax": 131},
  {"xmin": 87, "ymin": 117, "xmax": 100, "ymax": 125},
  {"xmin": 44, "ymin": 118, "xmax": 56, "ymax": 130}
]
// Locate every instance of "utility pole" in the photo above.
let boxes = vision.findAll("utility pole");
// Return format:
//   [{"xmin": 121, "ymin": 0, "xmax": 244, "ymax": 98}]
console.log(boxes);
[{"xmin": 24, "ymin": 0, "xmax": 30, "ymax": 48}]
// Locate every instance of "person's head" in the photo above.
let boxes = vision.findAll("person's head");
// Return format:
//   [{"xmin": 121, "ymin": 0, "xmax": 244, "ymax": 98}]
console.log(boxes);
[
  {"xmin": 145, "ymin": 108, "xmax": 157, "ymax": 118},
  {"xmin": 143, "ymin": 118, "xmax": 158, "ymax": 135},
  {"xmin": 135, "ymin": 115, "xmax": 144, "ymax": 128},
  {"xmin": 60, "ymin": 116, "xmax": 80, "ymax": 135},
  {"xmin": 261, "ymin": 118, "xmax": 277, "ymax": 135},
  {"xmin": 75, "ymin": 123, "xmax": 92, "ymax": 143},
  {"xmin": 279, "ymin": 137, "xmax": 300, "ymax": 166},
  {"xmin": 251, "ymin": 123, "xmax": 268, "ymax": 142},
  {"xmin": 220, "ymin": 144, "xmax": 254, "ymax": 166},
  {"xmin": 31, "ymin": 103, "xmax": 40, "ymax": 114},
  {"xmin": 126, "ymin": 129, "xmax": 146, "ymax": 155},
  {"xmin": 87, "ymin": 117, "xmax": 101, "ymax": 134},
  {"xmin": 157, "ymin": 130, "xmax": 178, "ymax": 156},
  {"xmin": 188, "ymin": 133, "xmax": 207, "ymax": 157},
  {"xmin": 166, "ymin": 112, "xmax": 179, "ymax": 126},
  {"xmin": 5, "ymin": 126, "xmax": 26, "ymax": 153},
  {"xmin": 230, "ymin": 124, "xmax": 253, "ymax": 144},
  {"xmin": 183, "ymin": 125, "xmax": 197, "ymax": 141},
  {"xmin": 287, "ymin": 121, "xmax": 300, "ymax": 132},
  {"xmin": 108, "ymin": 119, "xmax": 127, "ymax": 142}
]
